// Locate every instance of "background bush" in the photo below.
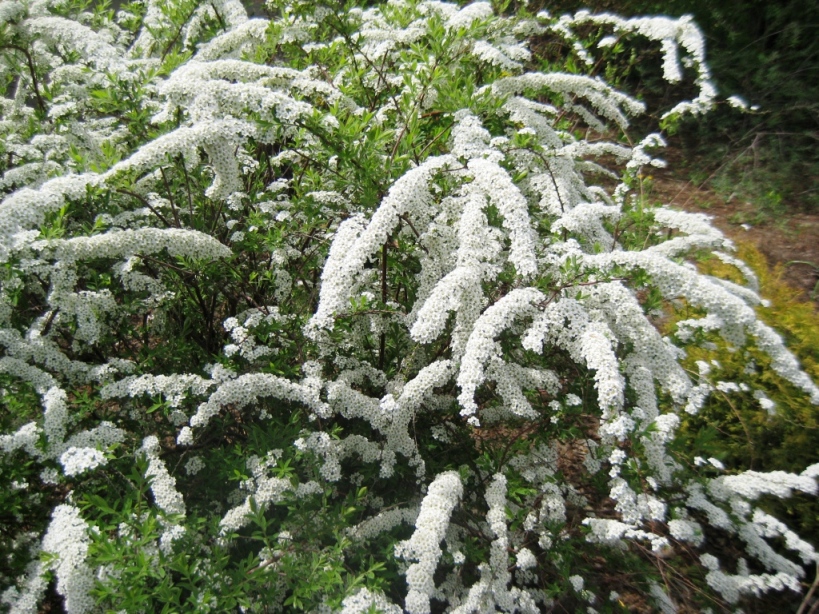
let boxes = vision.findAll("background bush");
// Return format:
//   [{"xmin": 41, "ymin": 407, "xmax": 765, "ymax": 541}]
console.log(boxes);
[{"xmin": 535, "ymin": 0, "xmax": 819, "ymax": 212}]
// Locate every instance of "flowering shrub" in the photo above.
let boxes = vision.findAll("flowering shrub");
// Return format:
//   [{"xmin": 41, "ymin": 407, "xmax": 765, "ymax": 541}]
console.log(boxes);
[{"xmin": 1, "ymin": 0, "xmax": 818, "ymax": 612}]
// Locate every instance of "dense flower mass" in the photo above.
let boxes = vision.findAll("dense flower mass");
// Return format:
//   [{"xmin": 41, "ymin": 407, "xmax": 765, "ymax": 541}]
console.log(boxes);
[{"xmin": 0, "ymin": 0, "xmax": 817, "ymax": 612}]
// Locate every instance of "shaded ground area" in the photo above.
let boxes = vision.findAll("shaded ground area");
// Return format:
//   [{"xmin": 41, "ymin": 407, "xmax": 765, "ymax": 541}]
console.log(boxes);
[{"xmin": 650, "ymin": 150, "xmax": 819, "ymax": 305}]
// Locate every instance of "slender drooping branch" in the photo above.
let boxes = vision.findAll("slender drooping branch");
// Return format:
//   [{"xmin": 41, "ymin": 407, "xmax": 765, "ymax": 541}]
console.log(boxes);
[
  {"xmin": 161, "ymin": 2, "xmax": 201, "ymax": 60},
  {"xmin": 1, "ymin": 43, "xmax": 48, "ymax": 117},
  {"xmin": 117, "ymin": 188, "xmax": 173, "ymax": 227},
  {"xmin": 379, "ymin": 240, "xmax": 388, "ymax": 371}
]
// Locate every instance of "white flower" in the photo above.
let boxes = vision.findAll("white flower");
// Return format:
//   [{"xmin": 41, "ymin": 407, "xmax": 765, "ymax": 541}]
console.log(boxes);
[
  {"xmin": 726, "ymin": 96, "xmax": 749, "ymax": 110},
  {"xmin": 457, "ymin": 288, "xmax": 544, "ymax": 420},
  {"xmin": 516, "ymin": 547, "xmax": 537, "ymax": 570},
  {"xmin": 59, "ymin": 447, "xmax": 107, "ymax": 477},
  {"xmin": 397, "ymin": 471, "xmax": 463, "ymax": 614},
  {"xmin": 308, "ymin": 156, "xmax": 454, "ymax": 334},
  {"xmin": 668, "ymin": 518, "xmax": 704, "ymax": 546},
  {"xmin": 340, "ymin": 588, "xmax": 401, "ymax": 614},
  {"xmin": 708, "ymin": 457, "xmax": 725, "ymax": 470},
  {"xmin": 41, "ymin": 505, "xmax": 94, "ymax": 613},
  {"xmin": 159, "ymin": 524, "xmax": 186, "ymax": 555},
  {"xmin": 141, "ymin": 436, "xmax": 186, "ymax": 516},
  {"xmin": 184, "ymin": 455, "xmax": 205, "ymax": 475}
]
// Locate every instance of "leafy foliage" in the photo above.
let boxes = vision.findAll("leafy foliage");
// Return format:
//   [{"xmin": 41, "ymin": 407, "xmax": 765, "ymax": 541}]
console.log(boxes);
[{"xmin": 538, "ymin": 0, "xmax": 819, "ymax": 212}]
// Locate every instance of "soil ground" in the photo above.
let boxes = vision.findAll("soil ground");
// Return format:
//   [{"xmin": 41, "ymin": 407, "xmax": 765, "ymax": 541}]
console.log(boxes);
[{"xmin": 649, "ymin": 150, "xmax": 819, "ymax": 306}]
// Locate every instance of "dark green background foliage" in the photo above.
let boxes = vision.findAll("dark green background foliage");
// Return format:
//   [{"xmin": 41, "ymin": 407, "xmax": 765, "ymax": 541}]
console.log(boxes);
[{"xmin": 525, "ymin": 0, "xmax": 819, "ymax": 210}]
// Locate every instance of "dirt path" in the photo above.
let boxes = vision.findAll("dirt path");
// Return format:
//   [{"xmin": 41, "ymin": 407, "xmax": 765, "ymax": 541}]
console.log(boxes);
[{"xmin": 649, "ymin": 155, "xmax": 819, "ymax": 305}]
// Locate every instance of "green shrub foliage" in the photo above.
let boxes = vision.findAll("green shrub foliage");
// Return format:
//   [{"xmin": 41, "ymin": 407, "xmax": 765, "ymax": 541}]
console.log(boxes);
[{"xmin": 0, "ymin": 0, "xmax": 817, "ymax": 612}]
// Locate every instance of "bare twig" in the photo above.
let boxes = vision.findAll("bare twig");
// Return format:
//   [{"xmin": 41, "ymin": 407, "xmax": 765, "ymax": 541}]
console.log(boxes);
[
  {"xmin": 117, "ymin": 188, "xmax": 173, "ymax": 227},
  {"xmin": 0, "ymin": 44, "xmax": 49, "ymax": 117},
  {"xmin": 796, "ymin": 563, "xmax": 819, "ymax": 614},
  {"xmin": 379, "ymin": 241, "xmax": 388, "ymax": 370}
]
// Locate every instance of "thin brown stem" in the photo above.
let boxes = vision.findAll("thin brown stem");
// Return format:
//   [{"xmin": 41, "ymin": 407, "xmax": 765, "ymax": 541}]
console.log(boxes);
[
  {"xmin": 379, "ymin": 241, "xmax": 388, "ymax": 371},
  {"xmin": 161, "ymin": 2, "xmax": 201, "ymax": 60},
  {"xmin": 716, "ymin": 389, "xmax": 758, "ymax": 469},
  {"xmin": 177, "ymin": 154, "xmax": 195, "ymax": 217},
  {"xmin": 1, "ymin": 44, "xmax": 48, "ymax": 117},
  {"xmin": 117, "ymin": 189, "xmax": 173, "ymax": 227},
  {"xmin": 210, "ymin": 1, "xmax": 226, "ymax": 30},
  {"xmin": 796, "ymin": 563, "xmax": 819, "ymax": 614},
  {"xmin": 159, "ymin": 167, "xmax": 181, "ymax": 227}
]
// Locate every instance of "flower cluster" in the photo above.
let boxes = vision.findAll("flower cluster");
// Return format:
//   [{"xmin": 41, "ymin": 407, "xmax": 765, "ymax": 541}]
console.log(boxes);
[
  {"xmin": 218, "ymin": 450, "xmax": 296, "ymax": 535},
  {"xmin": 40, "ymin": 505, "xmax": 94, "ymax": 614},
  {"xmin": 396, "ymin": 471, "xmax": 463, "ymax": 614},
  {"xmin": 140, "ymin": 436, "xmax": 185, "ymax": 517}
]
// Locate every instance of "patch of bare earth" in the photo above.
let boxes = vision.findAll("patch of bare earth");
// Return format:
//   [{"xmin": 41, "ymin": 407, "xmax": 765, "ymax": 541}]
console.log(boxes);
[{"xmin": 648, "ymin": 154, "xmax": 819, "ymax": 306}]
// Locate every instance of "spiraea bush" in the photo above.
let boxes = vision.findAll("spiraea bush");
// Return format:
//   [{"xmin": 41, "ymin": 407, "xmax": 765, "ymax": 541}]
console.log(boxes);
[{"xmin": 0, "ymin": 0, "xmax": 817, "ymax": 612}]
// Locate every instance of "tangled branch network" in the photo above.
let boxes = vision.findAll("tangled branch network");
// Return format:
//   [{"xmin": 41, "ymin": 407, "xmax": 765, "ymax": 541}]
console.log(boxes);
[{"xmin": 0, "ymin": 0, "xmax": 817, "ymax": 612}]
